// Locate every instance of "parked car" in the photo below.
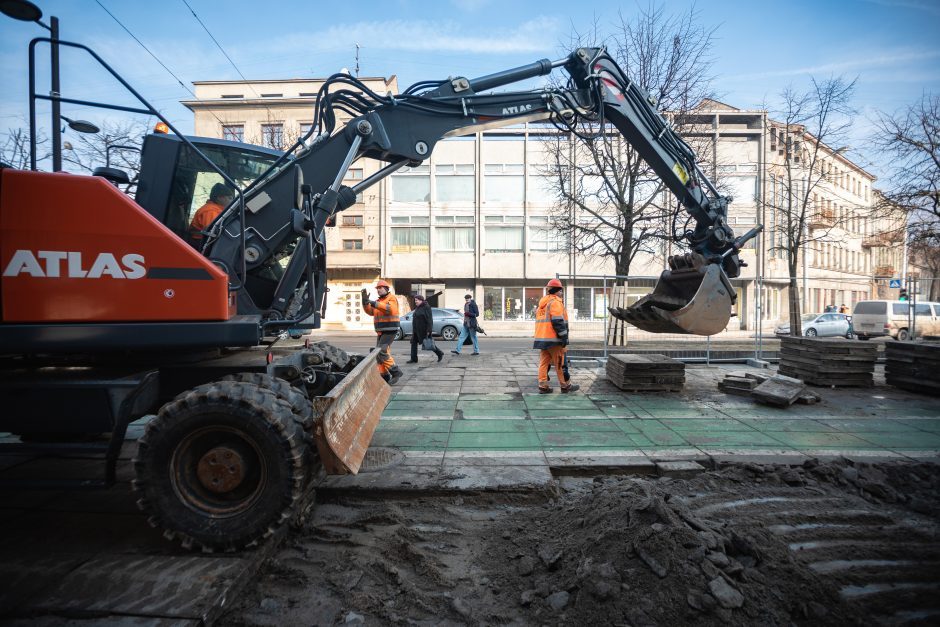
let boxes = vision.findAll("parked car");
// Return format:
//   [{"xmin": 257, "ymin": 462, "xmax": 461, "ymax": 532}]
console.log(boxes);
[
  {"xmin": 852, "ymin": 300, "xmax": 940, "ymax": 341},
  {"xmin": 775, "ymin": 312, "xmax": 853, "ymax": 338},
  {"xmin": 396, "ymin": 307, "xmax": 463, "ymax": 341}
]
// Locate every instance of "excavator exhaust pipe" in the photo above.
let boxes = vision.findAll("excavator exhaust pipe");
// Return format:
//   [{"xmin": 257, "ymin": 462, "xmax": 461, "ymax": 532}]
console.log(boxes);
[{"xmin": 609, "ymin": 254, "xmax": 735, "ymax": 336}]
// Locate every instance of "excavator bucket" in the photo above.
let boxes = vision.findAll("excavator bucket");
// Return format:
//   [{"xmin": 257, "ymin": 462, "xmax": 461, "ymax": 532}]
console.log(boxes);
[
  {"xmin": 609, "ymin": 258, "xmax": 735, "ymax": 336},
  {"xmin": 312, "ymin": 350, "xmax": 391, "ymax": 474}
]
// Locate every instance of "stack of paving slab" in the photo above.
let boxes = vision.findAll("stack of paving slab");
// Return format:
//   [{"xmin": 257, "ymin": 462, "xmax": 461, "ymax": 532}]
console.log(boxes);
[
  {"xmin": 777, "ymin": 336, "xmax": 878, "ymax": 387},
  {"xmin": 885, "ymin": 341, "xmax": 940, "ymax": 396},
  {"xmin": 718, "ymin": 371, "xmax": 821, "ymax": 407},
  {"xmin": 606, "ymin": 354, "xmax": 684, "ymax": 392}
]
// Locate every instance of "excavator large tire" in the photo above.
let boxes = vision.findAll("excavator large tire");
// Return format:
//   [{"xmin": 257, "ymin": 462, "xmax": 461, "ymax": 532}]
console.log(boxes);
[
  {"xmin": 221, "ymin": 372, "xmax": 315, "ymax": 429},
  {"xmin": 133, "ymin": 381, "xmax": 309, "ymax": 552}
]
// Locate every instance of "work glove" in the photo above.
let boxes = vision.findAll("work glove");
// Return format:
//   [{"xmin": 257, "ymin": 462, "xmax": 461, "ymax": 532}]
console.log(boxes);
[{"xmin": 361, "ymin": 288, "xmax": 369, "ymax": 303}]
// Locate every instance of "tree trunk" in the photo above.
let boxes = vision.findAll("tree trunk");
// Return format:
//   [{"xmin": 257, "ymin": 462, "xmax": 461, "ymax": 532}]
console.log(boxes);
[{"xmin": 788, "ymin": 258, "xmax": 802, "ymax": 336}]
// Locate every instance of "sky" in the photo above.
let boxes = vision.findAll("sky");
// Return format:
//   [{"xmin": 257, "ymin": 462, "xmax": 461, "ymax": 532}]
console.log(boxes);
[{"xmin": 1, "ymin": 0, "xmax": 938, "ymax": 182}]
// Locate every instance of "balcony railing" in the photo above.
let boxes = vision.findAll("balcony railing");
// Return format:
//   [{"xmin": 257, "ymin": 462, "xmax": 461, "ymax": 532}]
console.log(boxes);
[
  {"xmin": 808, "ymin": 210, "xmax": 835, "ymax": 229},
  {"xmin": 874, "ymin": 265, "xmax": 895, "ymax": 277}
]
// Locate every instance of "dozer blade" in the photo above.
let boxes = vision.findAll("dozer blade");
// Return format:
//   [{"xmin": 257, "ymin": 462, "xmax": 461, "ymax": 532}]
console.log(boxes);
[
  {"xmin": 312, "ymin": 349, "xmax": 391, "ymax": 474},
  {"xmin": 610, "ymin": 263, "xmax": 734, "ymax": 336}
]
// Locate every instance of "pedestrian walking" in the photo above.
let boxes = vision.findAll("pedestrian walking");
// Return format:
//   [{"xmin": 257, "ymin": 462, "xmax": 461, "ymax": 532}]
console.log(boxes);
[
  {"xmin": 362, "ymin": 280, "xmax": 403, "ymax": 384},
  {"xmin": 451, "ymin": 293, "xmax": 480, "ymax": 355},
  {"xmin": 408, "ymin": 293, "xmax": 444, "ymax": 363},
  {"xmin": 839, "ymin": 303, "xmax": 849, "ymax": 314},
  {"xmin": 534, "ymin": 278, "xmax": 579, "ymax": 393}
]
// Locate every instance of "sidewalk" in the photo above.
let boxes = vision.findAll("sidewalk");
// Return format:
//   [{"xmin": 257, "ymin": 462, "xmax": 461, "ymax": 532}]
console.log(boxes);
[{"xmin": 360, "ymin": 351, "xmax": 940, "ymax": 472}]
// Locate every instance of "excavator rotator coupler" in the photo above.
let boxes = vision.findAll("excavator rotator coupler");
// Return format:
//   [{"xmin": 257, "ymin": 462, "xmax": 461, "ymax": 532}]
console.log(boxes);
[{"xmin": 608, "ymin": 253, "xmax": 736, "ymax": 336}]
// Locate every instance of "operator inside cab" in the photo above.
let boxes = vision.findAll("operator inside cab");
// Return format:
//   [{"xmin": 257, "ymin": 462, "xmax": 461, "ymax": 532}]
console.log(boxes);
[{"xmin": 188, "ymin": 183, "xmax": 234, "ymax": 246}]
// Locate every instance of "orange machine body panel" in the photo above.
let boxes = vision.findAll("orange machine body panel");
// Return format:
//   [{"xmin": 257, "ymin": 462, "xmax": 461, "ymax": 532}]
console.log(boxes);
[{"xmin": 1, "ymin": 169, "xmax": 233, "ymax": 323}]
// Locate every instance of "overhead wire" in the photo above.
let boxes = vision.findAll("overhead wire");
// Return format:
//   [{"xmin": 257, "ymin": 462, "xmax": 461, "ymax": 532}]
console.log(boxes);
[
  {"xmin": 93, "ymin": 0, "xmax": 227, "ymax": 128},
  {"xmin": 178, "ymin": 0, "xmax": 280, "ymax": 124}
]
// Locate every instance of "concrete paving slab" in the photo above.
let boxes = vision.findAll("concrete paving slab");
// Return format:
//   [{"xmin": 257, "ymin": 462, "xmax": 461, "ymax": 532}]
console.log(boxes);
[
  {"xmin": 656, "ymin": 460, "xmax": 706, "ymax": 478},
  {"xmin": 443, "ymin": 450, "xmax": 548, "ymax": 466},
  {"xmin": 317, "ymin": 463, "xmax": 553, "ymax": 492}
]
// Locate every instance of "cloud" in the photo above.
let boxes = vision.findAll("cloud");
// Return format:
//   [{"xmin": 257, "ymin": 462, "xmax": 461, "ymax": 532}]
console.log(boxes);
[
  {"xmin": 860, "ymin": 0, "xmax": 940, "ymax": 16},
  {"xmin": 725, "ymin": 48, "xmax": 940, "ymax": 81},
  {"xmin": 271, "ymin": 17, "xmax": 561, "ymax": 56}
]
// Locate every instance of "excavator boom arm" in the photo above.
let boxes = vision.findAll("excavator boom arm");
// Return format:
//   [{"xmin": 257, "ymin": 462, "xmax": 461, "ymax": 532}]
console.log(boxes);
[{"xmin": 206, "ymin": 47, "xmax": 758, "ymax": 336}]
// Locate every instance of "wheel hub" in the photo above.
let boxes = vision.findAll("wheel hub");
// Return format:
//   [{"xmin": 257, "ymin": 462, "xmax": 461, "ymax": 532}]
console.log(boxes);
[{"xmin": 196, "ymin": 446, "xmax": 245, "ymax": 493}]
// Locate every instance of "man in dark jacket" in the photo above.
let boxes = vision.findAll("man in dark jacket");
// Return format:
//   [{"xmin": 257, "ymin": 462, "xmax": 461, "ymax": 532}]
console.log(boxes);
[
  {"xmin": 452, "ymin": 293, "xmax": 480, "ymax": 355},
  {"xmin": 408, "ymin": 294, "xmax": 444, "ymax": 363}
]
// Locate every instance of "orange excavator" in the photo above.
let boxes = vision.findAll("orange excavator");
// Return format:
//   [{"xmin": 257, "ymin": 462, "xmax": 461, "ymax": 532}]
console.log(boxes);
[{"xmin": 1, "ymin": 4, "xmax": 758, "ymax": 550}]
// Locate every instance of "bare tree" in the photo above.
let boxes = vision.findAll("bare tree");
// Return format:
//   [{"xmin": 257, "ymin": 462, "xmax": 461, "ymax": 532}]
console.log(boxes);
[
  {"xmin": 762, "ymin": 77, "xmax": 857, "ymax": 336},
  {"xmin": 538, "ymin": 5, "xmax": 718, "ymax": 343},
  {"xmin": 0, "ymin": 125, "xmax": 50, "ymax": 169},
  {"xmin": 61, "ymin": 118, "xmax": 151, "ymax": 194},
  {"xmin": 872, "ymin": 94, "xmax": 940, "ymax": 235},
  {"xmin": 542, "ymin": 5, "xmax": 717, "ymax": 276}
]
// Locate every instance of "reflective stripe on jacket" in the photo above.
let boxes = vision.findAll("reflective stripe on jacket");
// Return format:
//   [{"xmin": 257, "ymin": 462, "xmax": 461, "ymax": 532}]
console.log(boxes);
[
  {"xmin": 533, "ymin": 294, "xmax": 567, "ymax": 349},
  {"xmin": 364, "ymin": 293, "xmax": 400, "ymax": 333}
]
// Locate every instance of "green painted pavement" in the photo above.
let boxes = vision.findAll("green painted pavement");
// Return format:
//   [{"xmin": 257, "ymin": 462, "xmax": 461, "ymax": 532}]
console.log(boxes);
[{"xmin": 374, "ymin": 358, "xmax": 939, "ymax": 459}]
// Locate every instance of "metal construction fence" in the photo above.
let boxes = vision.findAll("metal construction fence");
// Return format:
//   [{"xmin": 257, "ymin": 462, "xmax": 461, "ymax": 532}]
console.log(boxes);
[{"xmin": 558, "ymin": 273, "xmax": 940, "ymax": 362}]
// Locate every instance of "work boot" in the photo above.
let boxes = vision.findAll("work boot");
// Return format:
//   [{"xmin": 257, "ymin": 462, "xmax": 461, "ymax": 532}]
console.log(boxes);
[
  {"xmin": 560, "ymin": 384, "xmax": 580, "ymax": 393},
  {"xmin": 381, "ymin": 372, "xmax": 392, "ymax": 383},
  {"xmin": 436, "ymin": 350, "xmax": 444, "ymax": 362},
  {"xmin": 538, "ymin": 386, "xmax": 552, "ymax": 394},
  {"xmin": 406, "ymin": 360, "xmax": 418, "ymax": 364}
]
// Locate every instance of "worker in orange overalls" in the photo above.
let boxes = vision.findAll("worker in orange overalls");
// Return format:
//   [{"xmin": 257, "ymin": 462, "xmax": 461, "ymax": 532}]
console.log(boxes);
[
  {"xmin": 362, "ymin": 280, "xmax": 403, "ymax": 384},
  {"xmin": 534, "ymin": 278, "xmax": 579, "ymax": 394},
  {"xmin": 188, "ymin": 183, "xmax": 234, "ymax": 245}
]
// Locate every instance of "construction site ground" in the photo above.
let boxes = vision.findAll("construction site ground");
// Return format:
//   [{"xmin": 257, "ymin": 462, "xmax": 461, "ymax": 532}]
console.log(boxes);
[{"xmin": 0, "ymin": 350, "xmax": 937, "ymax": 625}]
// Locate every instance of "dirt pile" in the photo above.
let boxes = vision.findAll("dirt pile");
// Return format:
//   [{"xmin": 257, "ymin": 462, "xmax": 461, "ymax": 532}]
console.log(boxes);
[
  {"xmin": 227, "ymin": 461, "xmax": 940, "ymax": 626},
  {"xmin": 479, "ymin": 474, "xmax": 858, "ymax": 625}
]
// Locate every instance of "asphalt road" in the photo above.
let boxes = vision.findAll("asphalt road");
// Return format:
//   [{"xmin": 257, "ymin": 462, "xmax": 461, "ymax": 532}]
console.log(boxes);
[{"xmin": 293, "ymin": 331, "xmax": 536, "ymax": 355}]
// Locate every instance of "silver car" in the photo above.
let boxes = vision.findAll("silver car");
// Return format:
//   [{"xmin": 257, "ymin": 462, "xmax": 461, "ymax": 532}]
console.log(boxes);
[
  {"xmin": 396, "ymin": 307, "xmax": 463, "ymax": 341},
  {"xmin": 775, "ymin": 313, "xmax": 853, "ymax": 338}
]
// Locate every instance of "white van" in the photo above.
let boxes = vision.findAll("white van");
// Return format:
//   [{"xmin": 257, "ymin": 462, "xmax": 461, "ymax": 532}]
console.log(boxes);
[{"xmin": 852, "ymin": 300, "xmax": 940, "ymax": 341}]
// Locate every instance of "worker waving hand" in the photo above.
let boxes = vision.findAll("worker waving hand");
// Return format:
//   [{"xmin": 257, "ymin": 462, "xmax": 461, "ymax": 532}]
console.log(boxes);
[
  {"xmin": 533, "ymin": 278, "xmax": 579, "ymax": 394},
  {"xmin": 362, "ymin": 280, "xmax": 403, "ymax": 385}
]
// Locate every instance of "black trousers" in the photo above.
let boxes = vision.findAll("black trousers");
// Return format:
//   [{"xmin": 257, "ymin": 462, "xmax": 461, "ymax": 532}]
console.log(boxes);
[{"xmin": 411, "ymin": 335, "xmax": 443, "ymax": 361}]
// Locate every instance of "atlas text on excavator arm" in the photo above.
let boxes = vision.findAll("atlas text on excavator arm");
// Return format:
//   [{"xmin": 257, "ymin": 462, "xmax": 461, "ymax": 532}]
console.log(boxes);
[{"xmin": 206, "ymin": 47, "xmax": 759, "ymax": 338}]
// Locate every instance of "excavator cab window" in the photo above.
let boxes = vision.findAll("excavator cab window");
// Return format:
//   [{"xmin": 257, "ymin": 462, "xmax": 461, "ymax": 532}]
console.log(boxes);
[
  {"xmin": 165, "ymin": 142, "xmax": 280, "ymax": 239},
  {"xmin": 135, "ymin": 133, "xmax": 282, "ymax": 241}
]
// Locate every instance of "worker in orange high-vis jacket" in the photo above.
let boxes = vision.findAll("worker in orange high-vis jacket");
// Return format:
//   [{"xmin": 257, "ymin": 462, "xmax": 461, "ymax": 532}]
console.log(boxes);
[
  {"xmin": 362, "ymin": 280, "xmax": 403, "ymax": 385},
  {"xmin": 533, "ymin": 278, "xmax": 580, "ymax": 394}
]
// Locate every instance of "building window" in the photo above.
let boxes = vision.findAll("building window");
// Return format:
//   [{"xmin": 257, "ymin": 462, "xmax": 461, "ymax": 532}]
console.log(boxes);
[
  {"xmin": 435, "ymin": 164, "xmax": 475, "ymax": 202},
  {"xmin": 342, "ymin": 239, "xmax": 363, "ymax": 250},
  {"xmin": 220, "ymin": 94, "xmax": 243, "ymax": 99},
  {"xmin": 435, "ymin": 215, "xmax": 475, "ymax": 251},
  {"xmin": 222, "ymin": 124, "xmax": 244, "ymax": 142},
  {"xmin": 484, "ymin": 163, "xmax": 524, "ymax": 202},
  {"xmin": 260, "ymin": 93, "xmax": 283, "ymax": 98},
  {"xmin": 528, "ymin": 216, "xmax": 567, "ymax": 252},
  {"xmin": 391, "ymin": 165, "xmax": 430, "ymax": 203},
  {"xmin": 390, "ymin": 215, "xmax": 430, "ymax": 252},
  {"xmin": 342, "ymin": 215, "xmax": 363, "ymax": 227},
  {"xmin": 483, "ymin": 286, "xmax": 523, "ymax": 321},
  {"xmin": 346, "ymin": 168, "xmax": 364, "ymax": 180},
  {"xmin": 528, "ymin": 174, "xmax": 555, "ymax": 203},
  {"xmin": 484, "ymin": 215, "xmax": 523, "ymax": 252},
  {"xmin": 261, "ymin": 123, "xmax": 283, "ymax": 150},
  {"xmin": 299, "ymin": 122, "xmax": 313, "ymax": 137}
]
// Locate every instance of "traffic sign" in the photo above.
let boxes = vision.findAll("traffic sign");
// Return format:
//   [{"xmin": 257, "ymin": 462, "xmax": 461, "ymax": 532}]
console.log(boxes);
[{"xmin": 889, "ymin": 279, "xmax": 902, "ymax": 288}]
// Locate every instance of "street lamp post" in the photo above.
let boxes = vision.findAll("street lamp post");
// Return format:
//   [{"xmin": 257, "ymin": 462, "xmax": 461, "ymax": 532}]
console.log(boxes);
[{"xmin": 0, "ymin": 0, "xmax": 61, "ymax": 170}]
